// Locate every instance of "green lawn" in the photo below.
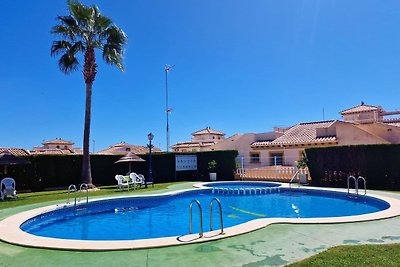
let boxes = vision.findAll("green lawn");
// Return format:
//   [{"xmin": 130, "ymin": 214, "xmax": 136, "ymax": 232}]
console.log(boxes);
[
  {"xmin": 288, "ymin": 244, "xmax": 400, "ymax": 267},
  {"xmin": 0, "ymin": 182, "xmax": 179, "ymax": 209}
]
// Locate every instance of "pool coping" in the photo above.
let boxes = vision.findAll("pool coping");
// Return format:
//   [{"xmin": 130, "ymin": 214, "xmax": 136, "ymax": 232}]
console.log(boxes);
[{"xmin": 1, "ymin": 182, "xmax": 400, "ymax": 251}]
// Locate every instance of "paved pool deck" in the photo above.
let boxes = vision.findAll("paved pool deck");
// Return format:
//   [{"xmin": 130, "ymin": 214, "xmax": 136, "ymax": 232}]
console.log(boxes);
[{"xmin": 1, "ymin": 182, "xmax": 400, "ymax": 267}]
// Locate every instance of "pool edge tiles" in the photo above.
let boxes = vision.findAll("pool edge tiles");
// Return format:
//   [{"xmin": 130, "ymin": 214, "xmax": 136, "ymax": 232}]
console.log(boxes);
[{"xmin": 1, "ymin": 184, "xmax": 400, "ymax": 251}]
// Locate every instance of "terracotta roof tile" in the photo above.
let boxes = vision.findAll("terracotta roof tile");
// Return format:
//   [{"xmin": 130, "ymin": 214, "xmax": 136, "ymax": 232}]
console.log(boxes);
[
  {"xmin": 192, "ymin": 127, "xmax": 225, "ymax": 136},
  {"xmin": 30, "ymin": 148, "xmax": 79, "ymax": 155},
  {"xmin": 96, "ymin": 142, "xmax": 161, "ymax": 155},
  {"xmin": 42, "ymin": 139, "xmax": 74, "ymax": 145},
  {"xmin": 340, "ymin": 104, "xmax": 381, "ymax": 115},
  {"xmin": 252, "ymin": 120, "xmax": 337, "ymax": 147},
  {"xmin": 0, "ymin": 148, "xmax": 30, "ymax": 156},
  {"xmin": 171, "ymin": 141, "xmax": 217, "ymax": 148}
]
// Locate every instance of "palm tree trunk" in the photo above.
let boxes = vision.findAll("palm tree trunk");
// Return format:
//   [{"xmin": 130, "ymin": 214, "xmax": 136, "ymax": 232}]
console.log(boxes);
[
  {"xmin": 82, "ymin": 47, "xmax": 97, "ymax": 186},
  {"xmin": 82, "ymin": 81, "xmax": 93, "ymax": 185}
]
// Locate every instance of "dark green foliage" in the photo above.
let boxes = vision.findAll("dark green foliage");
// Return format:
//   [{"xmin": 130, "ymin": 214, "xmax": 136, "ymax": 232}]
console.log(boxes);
[
  {"xmin": 306, "ymin": 144, "xmax": 400, "ymax": 190},
  {"xmin": 1, "ymin": 150, "xmax": 238, "ymax": 192}
]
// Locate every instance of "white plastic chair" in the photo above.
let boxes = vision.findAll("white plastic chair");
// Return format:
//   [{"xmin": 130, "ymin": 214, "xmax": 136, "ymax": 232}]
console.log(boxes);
[
  {"xmin": 115, "ymin": 175, "xmax": 130, "ymax": 191},
  {"xmin": 1, "ymin": 177, "xmax": 17, "ymax": 200},
  {"xmin": 130, "ymin": 172, "xmax": 153, "ymax": 188},
  {"xmin": 129, "ymin": 173, "xmax": 144, "ymax": 189}
]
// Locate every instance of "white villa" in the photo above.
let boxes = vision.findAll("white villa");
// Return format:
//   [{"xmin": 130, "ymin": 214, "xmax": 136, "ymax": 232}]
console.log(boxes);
[
  {"xmin": 96, "ymin": 142, "xmax": 161, "ymax": 155},
  {"xmin": 171, "ymin": 127, "xmax": 225, "ymax": 152},
  {"xmin": 31, "ymin": 138, "xmax": 82, "ymax": 155},
  {"xmin": 205, "ymin": 103, "xmax": 400, "ymax": 177}
]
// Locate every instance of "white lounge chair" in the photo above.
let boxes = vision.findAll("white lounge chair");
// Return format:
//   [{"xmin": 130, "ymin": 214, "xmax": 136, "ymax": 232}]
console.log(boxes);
[
  {"xmin": 115, "ymin": 175, "xmax": 130, "ymax": 191},
  {"xmin": 1, "ymin": 177, "xmax": 17, "ymax": 200}
]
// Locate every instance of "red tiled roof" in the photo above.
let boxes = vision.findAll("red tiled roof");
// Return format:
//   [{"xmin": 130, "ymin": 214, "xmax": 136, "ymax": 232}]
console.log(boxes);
[
  {"xmin": 192, "ymin": 127, "xmax": 225, "ymax": 136},
  {"xmin": 340, "ymin": 104, "xmax": 381, "ymax": 115},
  {"xmin": 252, "ymin": 120, "xmax": 337, "ymax": 147},
  {"xmin": 42, "ymin": 139, "xmax": 74, "ymax": 145},
  {"xmin": 0, "ymin": 148, "xmax": 30, "ymax": 156},
  {"xmin": 30, "ymin": 148, "xmax": 79, "ymax": 155},
  {"xmin": 171, "ymin": 141, "xmax": 217, "ymax": 149},
  {"xmin": 96, "ymin": 142, "xmax": 161, "ymax": 155}
]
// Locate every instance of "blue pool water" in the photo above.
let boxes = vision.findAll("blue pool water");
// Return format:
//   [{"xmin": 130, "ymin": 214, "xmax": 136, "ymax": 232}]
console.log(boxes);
[{"xmin": 21, "ymin": 184, "xmax": 389, "ymax": 241}]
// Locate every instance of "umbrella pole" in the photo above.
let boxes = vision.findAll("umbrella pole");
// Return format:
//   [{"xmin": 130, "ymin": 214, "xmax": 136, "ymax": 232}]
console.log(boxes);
[
  {"xmin": 4, "ymin": 165, "xmax": 7, "ymax": 175},
  {"xmin": 129, "ymin": 163, "xmax": 131, "ymax": 174}
]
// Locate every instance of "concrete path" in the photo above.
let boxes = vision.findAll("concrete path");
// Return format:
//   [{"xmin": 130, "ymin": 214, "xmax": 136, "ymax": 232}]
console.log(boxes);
[{"xmin": 1, "ymin": 183, "xmax": 399, "ymax": 267}]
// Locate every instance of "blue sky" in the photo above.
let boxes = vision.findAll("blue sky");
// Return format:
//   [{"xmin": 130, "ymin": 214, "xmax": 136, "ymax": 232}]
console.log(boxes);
[{"xmin": 1, "ymin": 0, "xmax": 400, "ymax": 152}]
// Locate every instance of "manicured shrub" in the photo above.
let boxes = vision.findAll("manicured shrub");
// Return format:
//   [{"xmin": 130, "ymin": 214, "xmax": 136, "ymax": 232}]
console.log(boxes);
[
  {"xmin": 306, "ymin": 144, "xmax": 400, "ymax": 190},
  {"xmin": 2, "ymin": 150, "xmax": 238, "ymax": 192}
]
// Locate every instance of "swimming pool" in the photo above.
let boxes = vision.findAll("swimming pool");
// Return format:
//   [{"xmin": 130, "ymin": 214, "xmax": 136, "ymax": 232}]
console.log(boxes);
[{"xmin": 1, "ymin": 182, "xmax": 400, "ymax": 250}]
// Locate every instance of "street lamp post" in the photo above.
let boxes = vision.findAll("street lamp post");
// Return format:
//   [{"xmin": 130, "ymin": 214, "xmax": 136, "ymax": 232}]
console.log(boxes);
[
  {"xmin": 147, "ymin": 132, "xmax": 154, "ymax": 188},
  {"xmin": 165, "ymin": 64, "xmax": 175, "ymax": 152}
]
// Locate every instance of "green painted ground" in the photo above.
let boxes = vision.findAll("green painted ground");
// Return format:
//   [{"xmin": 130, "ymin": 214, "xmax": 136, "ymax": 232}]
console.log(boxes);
[{"xmin": 1, "ymin": 184, "xmax": 400, "ymax": 267}]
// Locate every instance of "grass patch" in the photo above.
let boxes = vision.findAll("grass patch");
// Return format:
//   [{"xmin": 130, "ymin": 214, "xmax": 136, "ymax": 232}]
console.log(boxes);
[
  {"xmin": 288, "ymin": 244, "xmax": 400, "ymax": 267},
  {"xmin": 0, "ymin": 182, "xmax": 182, "ymax": 209}
]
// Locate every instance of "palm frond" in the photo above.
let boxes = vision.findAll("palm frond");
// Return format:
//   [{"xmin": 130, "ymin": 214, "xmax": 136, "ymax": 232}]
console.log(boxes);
[
  {"xmin": 58, "ymin": 53, "xmax": 79, "ymax": 74},
  {"xmin": 70, "ymin": 41, "xmax": 85, "ymax": 54},
  {"xmin": 51, "ymin": 40, "xmax": 71, "ymax": 56},
  {"xmin": 68, "ymin": 0, "xmax": 94, "ymax": 30},
  {"xmin": 51, "ymin": 25, "xmax": 74, "ymax": 40},
  {"xmin": 103, "ymin": 26, "xmax": 127, "ymax": 48},
  {"xmin": 93, "ymin": 7, "xmax": 112, "ymax": 32},
  {"xmin": 103, "ymin": 44, "xmax": 124, "ymax": 71}
]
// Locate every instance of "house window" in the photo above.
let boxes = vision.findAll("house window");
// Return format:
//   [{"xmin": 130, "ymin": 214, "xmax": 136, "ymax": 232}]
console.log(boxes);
[
  {"xmin": 269, "ymin": 152, "xmax": 283, "ymax": 166},
  {"xmin": 126, "ymin": 148, "xmax": 130, "ymax": 152},
  {"xmin": 250, "ymin": 152, "xmax": 260, "ymax": 163}
]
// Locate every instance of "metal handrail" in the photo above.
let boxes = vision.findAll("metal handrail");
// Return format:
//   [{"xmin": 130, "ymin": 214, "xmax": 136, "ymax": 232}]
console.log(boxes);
[
  {"xmin": 210, "ymin": 198, "xmax": 224, "ymax": 234},
  {"xmin": 357, "ymin": 176, "xmax": 367, "ymax": 196},
  {"xmin": 189, "ymin": 200, "xmax": 203, "ymax": 237},
  {"xmin": 78, "ymin": 183, "xmax": 89, "ymax": 204},
  {"xmin": 289, "ymin": 170, "xmax": 300, "ymax": 189},
  {"xmin": 67, "ymin": 184, "xmax": 77, "ymax": 207},
  {"xmin": 347, "ymin": 175, "xmax": 357, "ymax": 196}
]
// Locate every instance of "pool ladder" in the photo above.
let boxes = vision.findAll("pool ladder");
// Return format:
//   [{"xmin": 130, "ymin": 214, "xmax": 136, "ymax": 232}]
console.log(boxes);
[
  {"xmin": 347, "ymin": 175, "xmax": 367, "ymax": 198},
  {"xmin": 189, "ymin": 198, "xmax": 224, "ymax": 238},
  {"xmin": 289, "ymin": 170, "xmax": 300, "ymax": 190},
  {"xmin": 67, "ymin": 183, "xmax": 89, "ymax": 209}
]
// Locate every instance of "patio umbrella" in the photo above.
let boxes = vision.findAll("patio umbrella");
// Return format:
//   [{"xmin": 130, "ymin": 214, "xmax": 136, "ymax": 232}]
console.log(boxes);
[
  {"xmin": 114, "ymin": 152, "xmax": 145, "ymax": 173},
  {"xmin": 0, "ymin": 151, "xmax": 31, "ymax": 175}
]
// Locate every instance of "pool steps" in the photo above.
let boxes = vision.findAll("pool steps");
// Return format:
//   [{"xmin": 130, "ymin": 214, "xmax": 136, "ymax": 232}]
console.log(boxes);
[
  {"xmin": 189, "ymin": 198, "xmax": 224, "ymax": 238},
  {"xmin": 211, "ymin": 187, "xmax": 281, "ymax": 195}
]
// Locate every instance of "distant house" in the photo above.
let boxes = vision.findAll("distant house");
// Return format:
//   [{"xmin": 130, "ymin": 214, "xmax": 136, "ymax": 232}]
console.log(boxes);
[
  {"xmin": 96, "ymin": 142, "xmax": 161, "ymax": 155},
  {"xmin": 250, "ymin": 103, "xmax": 400, "ymax": 167},
  {"xmin": 171, "ymin": 127, "xmax": 225, "ymax": 152},
  {"xmin": 0, "ymin": 148, "xmax": 30, "ymax": 156},
  {"xmin": 204, "ymin": 103, "xmax": 400, "ymax": 169},
  {"xmin": 340, "ymin": 102, "xmax": 400, "ymax": 124},
  {"xmin": 31, "ymin": 138, "xmax": 82, "ymax": 155},
  {"xmin": 205, "ymin": 128, "xmax": 286, "ymax": 168}
]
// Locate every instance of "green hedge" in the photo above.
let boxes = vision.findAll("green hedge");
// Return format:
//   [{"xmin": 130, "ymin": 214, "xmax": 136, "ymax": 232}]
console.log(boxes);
[
  {"xmin": 306, "ymin": 144, "xmax": 400, "ymax": 190},
  {"xmin": 1, "ymin": 150, "xmax": 238, "ymax": 192}
]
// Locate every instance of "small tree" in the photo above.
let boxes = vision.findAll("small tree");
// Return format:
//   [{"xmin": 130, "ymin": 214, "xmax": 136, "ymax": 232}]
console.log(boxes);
[
  {"xmin": 297, "ymin": 152, "xmax": 308, "ymax": 169},
  {"xmin": 208, "ymin": 160, "xmax": 217, "ymax": 172}
]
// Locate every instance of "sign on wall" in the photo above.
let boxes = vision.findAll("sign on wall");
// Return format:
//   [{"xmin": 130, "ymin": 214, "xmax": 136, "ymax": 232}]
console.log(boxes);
[{"xmin": 175, "ymin": 155, "xmax": 198, "ymax": 171}]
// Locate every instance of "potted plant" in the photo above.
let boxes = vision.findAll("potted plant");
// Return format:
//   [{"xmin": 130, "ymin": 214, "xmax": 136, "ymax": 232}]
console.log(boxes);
[
  {"xmin": 208, "ymin": 160, "xmax": 217, "ymax": 181},
  {"xmin": 297, "ymin": 153, "xmax": 308, "ymax": 184}
]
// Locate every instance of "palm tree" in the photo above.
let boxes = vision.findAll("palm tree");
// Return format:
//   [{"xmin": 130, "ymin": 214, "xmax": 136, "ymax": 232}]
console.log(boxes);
[{"xmin": 51, "ymin": 0, "xmax": 127, "ymax": 186}]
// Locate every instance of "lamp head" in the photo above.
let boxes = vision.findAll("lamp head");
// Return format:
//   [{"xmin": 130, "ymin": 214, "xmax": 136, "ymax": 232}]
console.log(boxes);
[{"xmin": 148, "ymin": 132, "xmax": 154, "ymax": 141}]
